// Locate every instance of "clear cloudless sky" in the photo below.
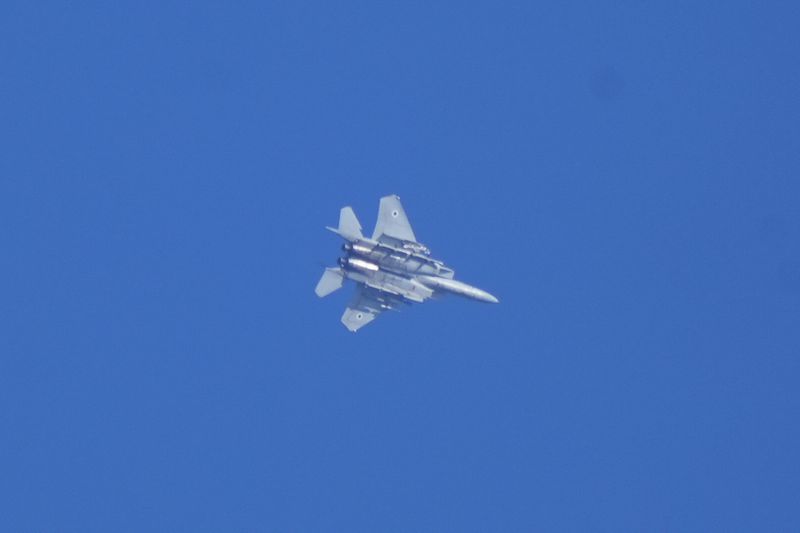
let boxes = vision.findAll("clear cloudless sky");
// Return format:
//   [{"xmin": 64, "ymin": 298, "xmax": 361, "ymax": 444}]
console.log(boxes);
[{"xmin": 2, "ymin": 2, "xmax": 799, "ymax": 531}]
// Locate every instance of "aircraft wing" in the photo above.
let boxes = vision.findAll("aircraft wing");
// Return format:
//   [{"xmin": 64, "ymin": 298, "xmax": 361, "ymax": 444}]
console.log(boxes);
[
  {"xmin": 372, "ymin": 195, "xmax": 417, "ymax": 243},
  {"xmin": 341, "ymin": 286, "xmax": 385, "ymax": 332}
]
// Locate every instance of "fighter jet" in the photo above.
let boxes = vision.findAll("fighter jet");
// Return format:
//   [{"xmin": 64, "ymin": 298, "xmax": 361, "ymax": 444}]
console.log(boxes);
[{"xmin": 315, "ymin": 195, "xmax": 499, "ymax": 332}]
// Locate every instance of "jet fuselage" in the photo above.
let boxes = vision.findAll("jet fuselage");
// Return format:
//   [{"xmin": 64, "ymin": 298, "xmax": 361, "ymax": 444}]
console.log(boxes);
[
  {"xmin": 338, "ymin": 238, "xmax": 497, "ymax": 304},
  {"xmin": 316, "ymin": 194, "xmax": 498, "ymax": 331}
]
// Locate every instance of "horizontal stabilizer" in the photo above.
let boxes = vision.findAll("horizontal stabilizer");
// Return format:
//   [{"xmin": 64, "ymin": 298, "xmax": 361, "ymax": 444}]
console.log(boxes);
[{"xmin": 315, "ymin": 267, "xmax": 344, "ymax": 297}]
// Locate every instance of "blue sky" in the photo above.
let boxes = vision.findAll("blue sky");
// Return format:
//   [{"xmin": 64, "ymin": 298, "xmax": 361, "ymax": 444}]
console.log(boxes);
[{"xmin": 2, "ymin": 2, "xmax": 799, "ymax": 531}]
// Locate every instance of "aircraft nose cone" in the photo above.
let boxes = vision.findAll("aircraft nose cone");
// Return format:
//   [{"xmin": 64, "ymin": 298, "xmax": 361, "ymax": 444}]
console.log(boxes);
[{"xmin": 475, "ymin": 289, "xmax": 499, "ymax": 304}]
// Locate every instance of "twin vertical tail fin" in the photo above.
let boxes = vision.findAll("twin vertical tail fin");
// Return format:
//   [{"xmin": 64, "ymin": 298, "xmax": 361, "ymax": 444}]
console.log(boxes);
[
  {"xmin": 372, "ymin": 195, "xmax": 416, "ymax": 242},
  {"xmin": 326, "ymin": 206, "xmax": 363, "ymax": 241},
  {"xmin": 339, "ymin": 207, "xmax": 363, "ymax": 240}
]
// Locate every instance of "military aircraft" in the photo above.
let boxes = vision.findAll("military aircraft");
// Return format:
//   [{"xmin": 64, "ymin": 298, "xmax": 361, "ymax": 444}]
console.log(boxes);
[{"xmin": 315, "ymin": 195, "xmax": 499, "ymax": 332}]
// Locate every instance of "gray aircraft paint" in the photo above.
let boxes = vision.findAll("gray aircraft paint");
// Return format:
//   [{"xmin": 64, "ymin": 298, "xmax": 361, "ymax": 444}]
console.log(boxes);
[{"xmin": 316, "ymin": 195, "xmax": 498, "ymax": 332}]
